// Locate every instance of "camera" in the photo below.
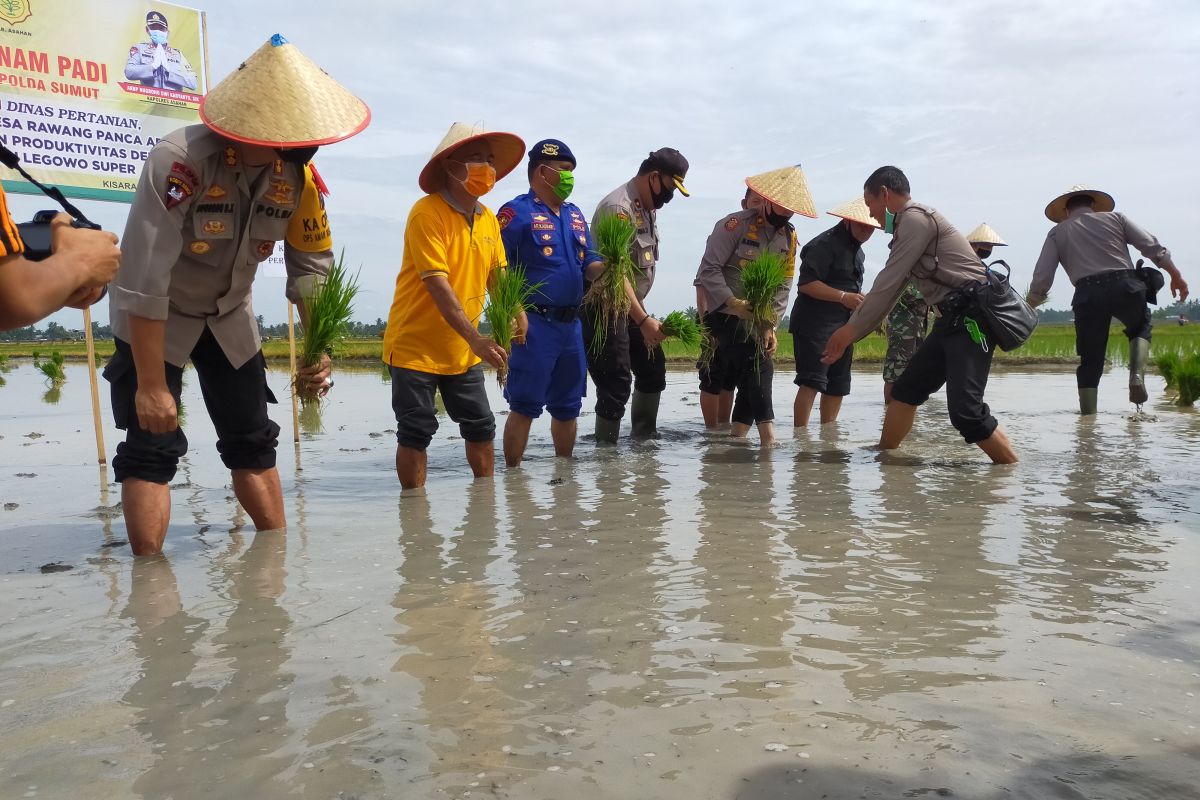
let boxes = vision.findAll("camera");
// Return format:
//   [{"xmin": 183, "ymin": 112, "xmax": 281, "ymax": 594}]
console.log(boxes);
[
  {"xmin": 3, "ymin": 143, "xmax": 104, "ymax": 261},
  {"xmin": 17, "ymin": 210, "xmax": 103, "ymax": 262}
]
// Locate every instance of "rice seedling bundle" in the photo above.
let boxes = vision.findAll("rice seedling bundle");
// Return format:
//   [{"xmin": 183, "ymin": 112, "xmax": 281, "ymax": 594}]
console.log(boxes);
[
  {"xmin": 659, "ymin": 310, "xmax": 702, "ymax": 350},
  {"xmin": 38, "ymin": 350, "xmax": 66, "ymax": 384},
  {"xmin": 482, "ymin": 264, "xmax": 542, "ymax": 386},
  {"xmin": 297, "ymin": 250, "xmax": 360, "ymax": 402},
  {"xmin": 738, "ymin": 252, "xmax": 789, "ymax": 362},
  {"xmin": 583, "ymin": 213, "xmax": 639, "ymax": 354},
  {"xmin": 1158, "ymin": 351, "xmax": 1200, "ymax": 406}
]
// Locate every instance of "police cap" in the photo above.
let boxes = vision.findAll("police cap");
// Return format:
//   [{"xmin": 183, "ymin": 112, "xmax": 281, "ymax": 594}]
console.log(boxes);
[{"xmin": 528, "ymin": 139, "xmax": 576, "ymax": 169}]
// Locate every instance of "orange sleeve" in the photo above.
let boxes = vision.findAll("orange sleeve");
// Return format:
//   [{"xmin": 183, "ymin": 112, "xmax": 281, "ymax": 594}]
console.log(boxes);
[
  {"xmin": 0, "ymin": 185, "xmax": 24, "ymax": 256},
  {"xmin": 405, "ymin": 209, "xmax": 451, "ymax": 279}
]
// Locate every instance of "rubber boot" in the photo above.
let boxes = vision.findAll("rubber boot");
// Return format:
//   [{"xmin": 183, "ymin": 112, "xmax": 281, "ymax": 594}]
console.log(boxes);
[
  {"xmin": 594, "ymin": 415, "xmax": 620, "ymax": 445},
  {"xmin": 1128, "ymin": 337, "xmax": 1149, "ymax": 405},
  {"xmin": 630, "ymin": 390, "xmax": 661, "ymax": 439},
  {"xmin": 1078, "ymin": 388, "xmax": 1098, "ymax": 415}
]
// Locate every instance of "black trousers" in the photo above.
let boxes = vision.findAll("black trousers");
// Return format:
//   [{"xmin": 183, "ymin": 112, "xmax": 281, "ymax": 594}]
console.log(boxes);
[
  {"xmin": 1071, "ymin": 271, "xmax": 1152, "ymax": 389},
  {"xmin": 891, "ymin": 313, "xmax": 998, "ymax": 444},
  {"xmin": 709, "ymin": 313, "xmax": 774, "ymax": 426},
  {"xmin": 581, "ymin": 307, "xmax": 667, "ymax": 421},
  {"xmin": 105, "ymin": 329, "xmax": 280, "ymax": 484}
]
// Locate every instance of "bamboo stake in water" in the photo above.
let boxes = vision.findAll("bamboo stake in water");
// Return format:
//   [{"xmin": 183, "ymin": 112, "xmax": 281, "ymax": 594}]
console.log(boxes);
[
  {"xmin": 287, "ymin": 302, "xmax": 300, "ymax": 445},
  {"xmin": 82, "ymin": 306, "xmax": 106, "ymax": 466}
]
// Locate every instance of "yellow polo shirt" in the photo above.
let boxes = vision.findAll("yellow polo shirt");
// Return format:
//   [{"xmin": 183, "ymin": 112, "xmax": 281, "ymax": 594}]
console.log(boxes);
[{"xmin": 383, "ymin": 193, "xmax": 506, "ymax": 375}]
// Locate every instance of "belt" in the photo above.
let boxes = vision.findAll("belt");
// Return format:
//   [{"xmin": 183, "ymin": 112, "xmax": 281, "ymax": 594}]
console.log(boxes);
[
  {"xmin": 1075, "ymin": 269, "xmax": 1135, "ymax": 288},
  {"xmin": 528, "ymin": 304, "xmax": 581, "ymax": 323},
  {"xmin": 934, "ymin": 288, "xmax": 974, "ymax": 317}
]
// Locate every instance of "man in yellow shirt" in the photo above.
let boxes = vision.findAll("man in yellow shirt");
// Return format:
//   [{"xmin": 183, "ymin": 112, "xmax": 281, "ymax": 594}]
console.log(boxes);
[{"xmin": 383, "ymin": 123, "xmax": 526, "ymax": 490}]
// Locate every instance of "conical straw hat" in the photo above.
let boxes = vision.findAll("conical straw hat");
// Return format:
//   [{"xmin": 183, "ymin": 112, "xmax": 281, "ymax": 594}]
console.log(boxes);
[
  {"xmin": 1044, "ymin": 184, "xmax": 1115, "ymax": 223},
  {"xmin": 745, "ymin": 165, "xmax": 817, "ymax": 219},
  {"xmin": 965, "ymin": 222, "xmax": 1007, "ymax": 246},
  {"xmin": 827, "ymin": 198, "xmax": 879, "ymax": 228},
  {"xmin": 200, "ymin": 34, "xmax": 370, "ymax": 148},
  {"xmin": 418, "ymin": 122, "xmax": 526, "ymax": 194}
]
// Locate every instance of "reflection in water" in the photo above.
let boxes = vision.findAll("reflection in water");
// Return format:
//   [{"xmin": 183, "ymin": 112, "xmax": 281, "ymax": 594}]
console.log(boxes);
[
  {"xmin": 6, "ymin": 368, "xmax": 1200, "ymax": 799},
  {"xmin": 124, "ymin": 533, "xmax": 295, "ymax": 798},
  {"xmin": 391, "ymin": 484, "xmax": 533, "ymax": 793},
  {"xmin": 1020, "ymin": 418, "xmax": 1169, "ymax": 625},
  {"xmin": 693, "ymin": 446, "xmax": 794, "ymax": 695}
]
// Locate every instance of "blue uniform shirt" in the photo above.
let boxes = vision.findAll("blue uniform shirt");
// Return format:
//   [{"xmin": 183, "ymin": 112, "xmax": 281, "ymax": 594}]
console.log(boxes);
[{"xmin": 497, "ymin": 191, "xmax": 600, "ymax": 307}]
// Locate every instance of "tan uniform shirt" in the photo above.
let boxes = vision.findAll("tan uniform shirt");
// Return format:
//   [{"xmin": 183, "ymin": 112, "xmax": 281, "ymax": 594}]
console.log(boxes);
[
  {"xmin": 695, "ymin": 208, "xmax": 797, "ymax": 321},
  {"xmin": 847, "ymin": 200, "xmax": 985, "ymax": 340},
  {"xmin": 592, "ymin": 180, "xmax": 658, "ymax": 300},
  {"xmin": 111, "ymin": 125, "xmax": 332, "ymax": 368},
  {"xmin": 1028, "ymin": 209, "xmax": 1171, "ymax": 306}
]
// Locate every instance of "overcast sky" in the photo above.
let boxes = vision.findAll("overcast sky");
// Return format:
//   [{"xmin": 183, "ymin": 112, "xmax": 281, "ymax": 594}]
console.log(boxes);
[{"xmin": 14, "ymin": 0, "xmax": 1199, "ymax": 327}]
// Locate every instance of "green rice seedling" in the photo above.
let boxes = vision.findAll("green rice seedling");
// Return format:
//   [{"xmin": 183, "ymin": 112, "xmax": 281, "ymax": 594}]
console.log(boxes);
[
  {"xmin": 1157, "ymin": 352, "xmax": 1181, "ymax": 389},
  {"xmin": 482, "ymin": 263, "xmax": 542, "ymax": 385},
  {"xmin": 583, "ymin": 212, "xmax": 638, "ymax": 354},
  {"xmin": 1169, "ymin": 353, "xmax": 1200, "ymax": 406},
  {"xmin": 738, "ymin": 252, "xmax": 789, "ymax": 361},
  {"xmin": 297, "ymin": 250, "xmax": 360, "ymax": 402},
  {"xmin": 0, "ymin": 353, "xmax": 9, "ymax": 371},
  {"xmin": 660, "ymin": 310, "xmax": 702, "ymax": 350},
  {"xmin": 38, "ymin": 351, "xmax": 66, "ymax": 384}
]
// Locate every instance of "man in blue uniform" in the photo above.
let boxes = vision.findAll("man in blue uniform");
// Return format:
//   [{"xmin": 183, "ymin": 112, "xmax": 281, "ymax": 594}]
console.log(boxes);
[
  {"xmin": 125, "ymin": 11, "xmax": 198, "ymax": 92},
  {"xmin": 497, "ymin": 139, "xmax": 605, "ymax": 468}
]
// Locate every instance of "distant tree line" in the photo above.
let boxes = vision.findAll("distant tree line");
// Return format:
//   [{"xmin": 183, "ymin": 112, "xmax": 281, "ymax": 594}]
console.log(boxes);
[{"xmin": 3, "ymin": 301, "xmax": 1197, "ymax": 343}]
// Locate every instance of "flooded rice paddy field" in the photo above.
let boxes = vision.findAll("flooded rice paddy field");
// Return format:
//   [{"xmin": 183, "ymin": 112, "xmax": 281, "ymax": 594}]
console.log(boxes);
[{"xmin": 1, "ymin": 361, "xmax": 1198, "ymax": 799}]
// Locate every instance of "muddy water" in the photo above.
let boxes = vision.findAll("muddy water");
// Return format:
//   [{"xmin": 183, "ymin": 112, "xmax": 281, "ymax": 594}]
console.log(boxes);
[{"xmin": 1, "ymin": 361, "xmax": 1198, "ymax": 799}]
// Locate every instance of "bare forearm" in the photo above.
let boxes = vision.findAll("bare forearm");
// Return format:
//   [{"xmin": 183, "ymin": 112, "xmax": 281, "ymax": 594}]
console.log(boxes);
[
  {"xmin": 424, "ymin": 277, "xmax": 483, "ymax": 345},
  {"xmin": 798, "ymin": 280, "xmax": 847, "ymax": 303},
  {"xmin": 127, "ymin": 314, "xmax": 168, "ymax": 388},
  {"xmin": 0, "ymin": 254, "xmax": 86, "ymax": 328}
]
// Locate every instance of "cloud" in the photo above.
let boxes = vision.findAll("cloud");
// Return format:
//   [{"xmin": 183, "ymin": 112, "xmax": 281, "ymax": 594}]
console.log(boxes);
[{"xmin": 14, "ymin": 0, "xmax": 1198, "ymax": 330}]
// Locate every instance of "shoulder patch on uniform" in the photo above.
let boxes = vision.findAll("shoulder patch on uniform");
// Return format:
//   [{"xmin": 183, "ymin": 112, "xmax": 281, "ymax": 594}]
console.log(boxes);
[
  {"xmin": 615, "ymin": 211, "xmax": 630, "ymax": 223},
  {"xmin": 164, "ymin": 174, "xmax": 193, "ymax": 210},
  {"xmin": 170, "ymin": 160, "xmax": 198, "ymax": 185},
  {"xmin": 497, "ymin": 207, "xmax": 515, "ymax": 230},
  {"xmin": 129, "ymin": 46, "xmax": 140, "ymax": 57},
  {"xmin": 724, "ymin": 216, "xmax": 740, "ymax": 232}
]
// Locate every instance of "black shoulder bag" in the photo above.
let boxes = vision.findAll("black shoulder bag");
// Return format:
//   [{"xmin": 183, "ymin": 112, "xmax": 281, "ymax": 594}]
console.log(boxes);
[{"xmin": 965, "ymin": 260, "xmax": 1038, "ymax": 351}]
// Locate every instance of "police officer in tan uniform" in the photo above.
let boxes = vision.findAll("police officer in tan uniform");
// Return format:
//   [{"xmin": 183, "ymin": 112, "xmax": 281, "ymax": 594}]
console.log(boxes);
[
  {"xmin": 107, "ymin": 35, "xmax": 369, "ymax": 556},
  {"xmin": 584, "ymin": 148, "xmax": 689, "ymax": 442},
  {"xmin": 695, "ymin": 165, "xmax": 810, "ymax": 444},
  {"xmin": 125, "ymin": 11, "xmax": 198, "ymax": 92}
]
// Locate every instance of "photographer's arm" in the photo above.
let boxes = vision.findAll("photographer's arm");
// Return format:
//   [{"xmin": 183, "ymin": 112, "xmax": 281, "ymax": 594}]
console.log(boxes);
[{"xmin": 0, "ymin": 218, "xmax": 120, "ymax": 330}]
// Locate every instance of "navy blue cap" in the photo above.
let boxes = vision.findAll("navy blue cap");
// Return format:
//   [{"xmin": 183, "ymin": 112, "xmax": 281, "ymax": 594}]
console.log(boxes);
[
  {"xmin": 146, "ymin": 11, "xmax": 169, "ymax": 28},
  {"xmin": 529, "ymin": 139, "xmax": 575, "ymax": 169}
]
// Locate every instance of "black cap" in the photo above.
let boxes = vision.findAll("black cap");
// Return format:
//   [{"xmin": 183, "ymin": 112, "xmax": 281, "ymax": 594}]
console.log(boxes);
[
  {"xmin": 528, "ymin": 139, "xmax": 576, "ymax": 169},
  {"xmin": 644, "ymin": 148, "xmax": 689, "ymax": 196},
  {"xmin": 146, "ymin": 11, "xmax": 169, "ymax": 29}
]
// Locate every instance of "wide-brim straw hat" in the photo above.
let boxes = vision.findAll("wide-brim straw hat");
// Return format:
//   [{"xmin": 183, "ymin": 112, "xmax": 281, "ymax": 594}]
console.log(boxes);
[
  {"xmin": 745, "ymin": 165, "xmax": 817, "ymax": 219},
  {"xmin": 965, "ymin": 222, "xmax": 1007, "ymax": 246},
  {"xmin": 200, "ymin": 34, "xmax": 370, "ymax": 147},
  {"xmin": 418, "ymin": 122, "xmax": 525, "ymax": 194},
  {"xmin": 827, "ymin": 198, "xmax": 880, "ymax": 228},
  {"xmin": 1045, "ymin": 184, "xmax": 1115, "ymax": 222}
]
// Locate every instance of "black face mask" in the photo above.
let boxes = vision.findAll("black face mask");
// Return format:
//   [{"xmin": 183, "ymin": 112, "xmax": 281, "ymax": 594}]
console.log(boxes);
[
  {"xmin": 275, "ymin": 146, "xmax": 319, "ymax": 165},
  {"xmin": 649, "ymin": 173, "xmax": 674, "ymax": 209},
  {"xmin": 764, "ymin": 204, "xmax": 791, "ymax": 230}
]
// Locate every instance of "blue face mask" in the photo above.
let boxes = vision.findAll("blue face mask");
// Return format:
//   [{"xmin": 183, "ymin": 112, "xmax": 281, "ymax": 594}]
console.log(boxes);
[
  {"xmin": 884, "ymin": 208, "xmax": 896, "ymax": 234},
  {"xmin": 149, "ymin": 30, "xmax": 168, "ymax": 46}
]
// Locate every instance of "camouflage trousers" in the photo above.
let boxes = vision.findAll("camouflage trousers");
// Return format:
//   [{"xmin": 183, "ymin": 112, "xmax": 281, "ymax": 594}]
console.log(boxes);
[{"xmin": 883, "ymin": 290, "xmax": 931, "ymax": 384}]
